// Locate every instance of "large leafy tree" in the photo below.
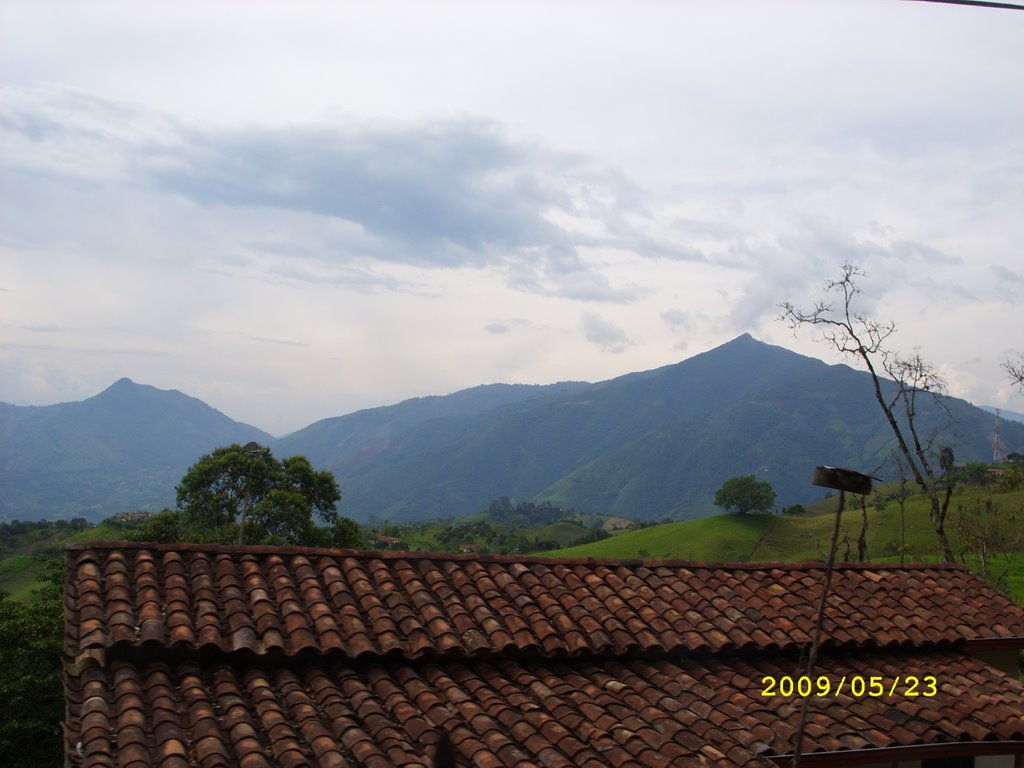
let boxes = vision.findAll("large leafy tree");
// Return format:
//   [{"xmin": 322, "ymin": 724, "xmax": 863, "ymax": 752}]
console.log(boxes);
[
  {"xmin": 713, "ymin": 475, "xmax": 776, "ymax": 515},
  {"xmin": 133, "ymin": 443, "xmax": 361, "ymax": 547}
]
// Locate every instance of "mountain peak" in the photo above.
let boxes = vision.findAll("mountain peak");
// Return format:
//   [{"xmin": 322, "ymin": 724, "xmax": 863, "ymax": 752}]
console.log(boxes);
[
  {"xmin": 95, "ymin": 377, "xmax": 152, "ymax": 400},
  {"xmin": 1, "ymin": 377, "xmax": 274, "ymax": 520},
  {"xmin": 713, "ymin": 332, "xmax": 758, "ymax": 352},
  {"xmin": 704, "ymin": 333, "xmax": 820, "ymax": 365}
]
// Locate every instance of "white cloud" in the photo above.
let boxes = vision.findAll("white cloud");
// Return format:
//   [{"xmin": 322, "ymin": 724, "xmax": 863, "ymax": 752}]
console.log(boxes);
[
  {"xmin": 581, "ymin": 312, "xmax": 632, "ymax": 354},
  {"xmin": 2, "ymin": 2, "xmax": 1023, "ymax": 430},
  {"xmin": 992, "ymin": 264, "xmax": 1024, "ymax": 284}
]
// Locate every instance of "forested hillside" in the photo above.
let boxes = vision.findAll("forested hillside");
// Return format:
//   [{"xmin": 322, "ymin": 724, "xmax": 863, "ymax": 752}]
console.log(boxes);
[{"xmin": 3, "ymin": 336, "xmax": 1022, "ymax": 523}]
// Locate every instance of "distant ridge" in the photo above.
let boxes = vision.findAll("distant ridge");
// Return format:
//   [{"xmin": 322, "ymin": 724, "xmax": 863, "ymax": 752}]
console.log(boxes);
[
  {"xmin": 279, "ymin": 334, "xmax": 1024, "ymax": 522},
  {"xmin": 0, "ymin": 378, "xmax": 272, "ymax": 519},
  {"xmin": 981, "ymin": 405, "xmax": 1024, "ymax": 425},
  {"xmin": 2, "ymin": 337, "xmax": 1022, "ymax": 523}
]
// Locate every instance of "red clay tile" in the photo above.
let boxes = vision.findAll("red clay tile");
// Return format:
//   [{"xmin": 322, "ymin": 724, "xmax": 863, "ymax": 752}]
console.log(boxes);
[
  {"xmin": 64, "ymin": 543, "xmax": 1024, "ymax": 767},
  {"xmin": 65, "ymin": 544, "xmax": 1024, "ymax": 661}
]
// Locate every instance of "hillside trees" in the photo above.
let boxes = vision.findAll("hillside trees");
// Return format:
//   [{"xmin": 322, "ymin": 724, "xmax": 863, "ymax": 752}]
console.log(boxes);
[
  {"xmin": 780, "ymin": 264, "xmax": 957, "ymax": 562},
  {"xmin": 0, "ymin": 559, "xmax": 63, "ymax": 767},
  {"xmin": 130, "ymin": 443, "xmax": 361, "ymax": 547},
  {"xmin": 955, "ymin": 497, "xmax": 1021, "ymax": 592},
  {"xmin": 483, "ymin": 497, "xmax": 574, "ymax": 526},
  {"xmin": 713, "ymin": 475, "xmax": 776, "ymax": 515}
]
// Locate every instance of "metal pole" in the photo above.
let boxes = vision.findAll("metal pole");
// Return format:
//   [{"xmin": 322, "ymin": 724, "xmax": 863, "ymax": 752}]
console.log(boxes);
[
  {"xmin": 237, "ymin": 442, "xmax": 262, "ymax": 546},
  {"xmin": 791, "ymin": 489, "xmax": 845, "ymax": 768}
]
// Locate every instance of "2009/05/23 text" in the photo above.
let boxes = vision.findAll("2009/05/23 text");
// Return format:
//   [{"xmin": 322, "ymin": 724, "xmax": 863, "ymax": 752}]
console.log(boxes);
[{"xmin": 760, "ymin": 675, "xmax": 938, "ymax": 698}]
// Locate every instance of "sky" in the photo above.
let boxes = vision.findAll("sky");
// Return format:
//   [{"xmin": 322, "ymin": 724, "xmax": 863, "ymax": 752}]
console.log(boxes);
[{"xmin": 1, "ymin": 0, "xmax": 1022, "ymax": 436}]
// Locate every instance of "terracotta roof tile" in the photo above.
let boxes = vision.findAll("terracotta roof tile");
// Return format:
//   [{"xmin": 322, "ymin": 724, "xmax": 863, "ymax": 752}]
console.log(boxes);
[
  {"xmin": 64, "ymin": 543, "xmax": 1024, "ymax": 767},
  {"xmin": 65, "ymin": 544, "xmax": 1024, "ymax": 660},
  {"xmin": 66, "ymin": 649, "xmax": 1023, "ymax": 768}
]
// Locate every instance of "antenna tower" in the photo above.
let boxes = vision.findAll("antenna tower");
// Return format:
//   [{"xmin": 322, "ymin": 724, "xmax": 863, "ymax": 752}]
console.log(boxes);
[{"xmin": 993, "ymin": 408, "xmax": 1006, "ymax": 463}]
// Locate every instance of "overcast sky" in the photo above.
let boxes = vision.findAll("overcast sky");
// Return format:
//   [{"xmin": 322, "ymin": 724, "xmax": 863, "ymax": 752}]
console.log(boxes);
[{"xmin": 1, "ymin": 0, "xmax": 1022, "ymax": 435}]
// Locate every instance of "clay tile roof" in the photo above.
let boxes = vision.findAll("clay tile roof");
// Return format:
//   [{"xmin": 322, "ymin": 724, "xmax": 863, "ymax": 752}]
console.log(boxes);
[
  {"xmin": 64, "ymin": 543, "xmax": 1024, "ymax": 659},
  {"xmin": 64, "ymin": 542, "xmax": 1024, "ymax": 767}
]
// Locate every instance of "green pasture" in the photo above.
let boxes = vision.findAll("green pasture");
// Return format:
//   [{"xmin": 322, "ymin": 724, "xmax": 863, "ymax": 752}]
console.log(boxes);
[{"xmin": 544, "ymin": 484, "xmax": 1024, "ymax": 602}]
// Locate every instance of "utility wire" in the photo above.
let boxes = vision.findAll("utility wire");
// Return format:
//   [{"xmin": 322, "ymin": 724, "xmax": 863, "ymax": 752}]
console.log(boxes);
[{"xmin": 904, "ymin": 0, "xmax": 1024, "ymax": 10}]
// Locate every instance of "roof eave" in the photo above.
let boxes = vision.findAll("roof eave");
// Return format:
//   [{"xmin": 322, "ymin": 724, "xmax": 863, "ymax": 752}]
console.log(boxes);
[{"xmin": 769, "ymin": 740, "xmax": 1024, "ymax": 768}]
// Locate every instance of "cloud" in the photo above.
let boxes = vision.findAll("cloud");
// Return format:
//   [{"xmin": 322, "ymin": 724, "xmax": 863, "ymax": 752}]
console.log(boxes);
[
  {"xmin": 0, "ymin": 86, "xmax": 184, "ymax": 183},
  {"xmin": 721, "ymin": 216, "xmax": 976, "ymax": 338},
  {"xmin": 506, "ymin": 251, "xmax": 643, "ymax": 304},
  {"xmin": 212, "ymin": 252, "xmax": 420, "ymax": 294},
  {"xmin": 992, "ymin": 264, "xmax": 1023, "ymax": 284},
  {"xmin": 0, "ymin": 322, "xmax": 63, "ymax": 333},
  {"xmin": 671, "ymin": 218, "xmax": 743, "ymax": 240},
  {"xmin": 581, "ymin": 311, "xmax": 631, "ymax": 354},
  {"xmin": 1, "ymin": 3, "xmax": 1021, "ymax": 433},
  {"xmin": 990, "ymin": 263, "xmax": 1024, "ymax": 306},
  {"xmin": 660, "ymin": 309, "xmax": 697, "ymax": 351},
  {"xmin": 660, "ymin": 309, "xmax": 691, "ymax": 330},
  {"xmin": 887, "ymin": 239, "xmax": 960, "ymax": 266},
  {"xmin": 0, "ymin": 86, "xmax": 679, "ymax": 304},
  {"xmin": 0, "ymin": 339, "xmax": 167, "ymax": 356},
  {"xmin": 485, "ymin": 318, "xmax": 532, "ymax": 335},
  {"xmin": 156, "ymin": 118, "xmax": 573, "ymax": 263},
  {"xmin": 241, "ymin": 335, "xmax": 308, "ymax": 348}
]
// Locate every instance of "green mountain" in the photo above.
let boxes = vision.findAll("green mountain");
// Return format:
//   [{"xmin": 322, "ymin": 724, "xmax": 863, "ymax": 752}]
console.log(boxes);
[
  {"xmin": 0, "ymin": 379, "xmax": 272, "ymax": 520},
  {"xmin": 275, "ymin": 381, "xmax": 590, "ymax": 469},
  {"xmin": 981, "ymin": 405, "xmax": 1024, "ymax": 425},
  {"xmin": 286, "ymin": 335, "xmax": 1023, "ymax": 521},
  {"xmin": 3, "ymin": 336, "xmax": 1021, "ymax": 524}
]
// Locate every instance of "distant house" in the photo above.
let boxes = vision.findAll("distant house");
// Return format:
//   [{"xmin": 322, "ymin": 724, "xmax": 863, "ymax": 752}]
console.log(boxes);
[
  {"xmin": 457, "ymin": 543, "xmax": 476, "ymax": 553},
  {"xmin": 372, "ymin": 534, "xmax": 402, "ymax": 547},
  {"xmin": 64, "ymin": 543, "xmax": 1024, "ymax": 767}
]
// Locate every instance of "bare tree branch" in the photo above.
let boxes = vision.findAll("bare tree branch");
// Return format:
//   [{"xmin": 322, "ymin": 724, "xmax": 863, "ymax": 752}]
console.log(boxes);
[
  {"xmin": 1004, "ymin": 353, "xmax": 1024, "ymax": 391},
  {"xmin": 779, "ymin": 263, "xmax": 956, "ymax": 561}
]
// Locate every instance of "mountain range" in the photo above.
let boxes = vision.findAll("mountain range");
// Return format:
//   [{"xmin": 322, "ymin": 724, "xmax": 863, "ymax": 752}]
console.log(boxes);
[
  {"xmin": 3, "ymin": 334, "xmax": 1021, "ymax": 523},
  {"xmin": 0, "ymin": 379, "xmax": 271, "ymax": 520}
]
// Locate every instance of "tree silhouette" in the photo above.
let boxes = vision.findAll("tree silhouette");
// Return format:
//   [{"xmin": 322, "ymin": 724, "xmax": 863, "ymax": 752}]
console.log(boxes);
[{"xmin": 780, "ymin": 264, "xmax": 956, "ymax": 561}]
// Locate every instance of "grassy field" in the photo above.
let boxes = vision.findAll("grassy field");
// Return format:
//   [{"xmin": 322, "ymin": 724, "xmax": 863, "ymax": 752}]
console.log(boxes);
[
  {"xmin": 547, "ymin": 514, "xmax": 775, "ymax": 561},
  {"xmin": 3, "ymin": 484, "xmax": 1021, "ymax": 602},
  {"xmin": 749, "ymin": 494, "xmax": 939, "ymax": 562},
  {"xmin": 0, "ymin": 555, "xmax": 43, "ymax": 601},
  {"xmin": 1007, "ymin": 554, "xmax": 1024, "ymax": 601},
  {"xmin": 0, "ymin": 520, "xmax": 129, "ymax": 601},
  {"xmin": 547, "ymin": 484, "xmax": 1024, "ymax": 602}
]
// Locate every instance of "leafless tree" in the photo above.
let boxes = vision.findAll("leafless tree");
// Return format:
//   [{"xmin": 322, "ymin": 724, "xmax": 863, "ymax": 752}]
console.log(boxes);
[
  {"xmin": 856, "ymin": 494, "xmax": 869, "ymax": 562},
  {"xmin": 779, "ymin": 264, "xmax": 956, "ymax": 561},
  {"xmin": 1005, "ymin": 353, "xmax": 1024, "ymax": 391},
  {"xmin": 955, "ymin": 497, "xmax": 1022, "ymax": 592},
  {"xmin": 889, "ymin": 449, "xmax": 915, "ymax": 565}
]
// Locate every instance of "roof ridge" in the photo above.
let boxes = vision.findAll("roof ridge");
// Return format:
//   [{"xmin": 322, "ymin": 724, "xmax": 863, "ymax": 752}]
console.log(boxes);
[
  {"xmin": 63, "ymin": 540, "xmax": 972, "ymax": 571},
  {"xmin": 71, "ymin": 632, "xmax": 991, "ymax": 675}
]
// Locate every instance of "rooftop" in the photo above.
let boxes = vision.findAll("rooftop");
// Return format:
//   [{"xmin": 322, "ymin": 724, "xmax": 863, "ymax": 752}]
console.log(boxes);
[{"xmin": 64, "ymin": 543, "xmax": 1024, "ymax": 767}]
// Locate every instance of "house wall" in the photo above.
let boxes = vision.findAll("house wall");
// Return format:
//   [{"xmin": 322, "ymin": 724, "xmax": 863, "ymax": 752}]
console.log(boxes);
[
  {"xmin": 975, "ymin": 755, "xmax": 1016, "ymax": 768},
  {"xmin": 968, "ymin": 648, "xmax": 1021, "ymax": 678},
  {"xmin": 844, "ymin": 755, "xmax": 1017, "ymax": 768}
]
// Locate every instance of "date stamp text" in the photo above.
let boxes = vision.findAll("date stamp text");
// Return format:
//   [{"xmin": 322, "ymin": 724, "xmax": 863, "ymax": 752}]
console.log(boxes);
[{"xmin": 760, "ymin": 675, "xmax": 938, "ymax": 698}]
